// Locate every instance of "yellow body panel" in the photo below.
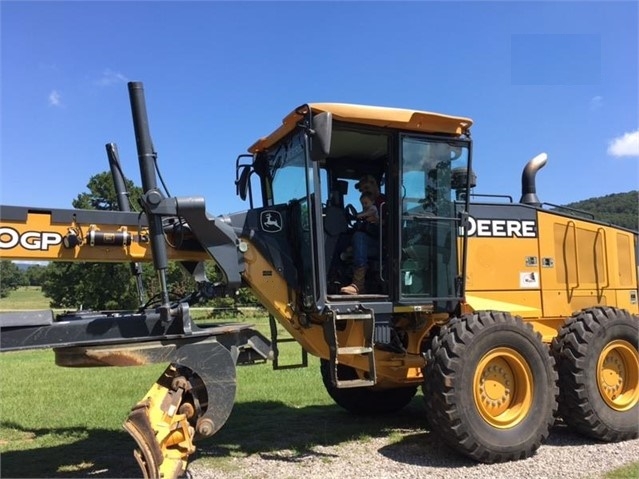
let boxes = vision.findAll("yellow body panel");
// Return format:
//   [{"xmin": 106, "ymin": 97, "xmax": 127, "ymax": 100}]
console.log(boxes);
[
  {"xmin": 465, "ymin": 292, "xmax": 542, "ymax": 318},
  {"xmin": 464, "ymin": 207, "xmax": 638, "ymax": 343},
  {"xmin": 0, "ymin": 209, "xmax": 209, "ymax": 263},
  {"xmin": 536, "ymin": 210, "xmax": 638, "ymax": 317},
  {"xmin": 464, "ymin": 236, "xmax": 541, "ymax": 292}
]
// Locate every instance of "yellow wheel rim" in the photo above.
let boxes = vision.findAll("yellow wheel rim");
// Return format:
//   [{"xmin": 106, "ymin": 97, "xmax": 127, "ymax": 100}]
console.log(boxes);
[
  {"xmin": 473, "ymin": 347, "xmax": 534, "ymax": 428},
  {"xmin": 597, "ymin": 340, "xmax": 639, "ymax": 411}
]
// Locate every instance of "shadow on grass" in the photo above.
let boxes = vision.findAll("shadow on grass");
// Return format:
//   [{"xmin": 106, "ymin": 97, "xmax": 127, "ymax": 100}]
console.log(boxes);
[
  {"xmin": 0, "ymin": 421, "xmax": 140, "ymax": 478},
  {"xmin": 194, "ymin": 396, "xmax": 433, "ymax": 460},
  {"xmin": 1, "ymin": 398, "xmax": 433, "ymax": 478},
  {"xmin": 0, "ymin": 404, "xmax": 604, "ymax": 477}
]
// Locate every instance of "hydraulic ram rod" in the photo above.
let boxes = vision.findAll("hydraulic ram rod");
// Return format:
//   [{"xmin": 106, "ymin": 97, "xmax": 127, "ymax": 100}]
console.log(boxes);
[
  {"xmin": 128, "ymin": 82, "xmax": 171, "ymax": 314},
  {"xmin": 106, "ymin": 142, "xmax": 147, "ymax": 306}
]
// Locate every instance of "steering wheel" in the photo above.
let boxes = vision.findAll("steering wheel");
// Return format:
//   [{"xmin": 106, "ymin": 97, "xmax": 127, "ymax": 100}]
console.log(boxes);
[{"xmin": 345, "ymin": 203, "xmax": 359, "ymax": 227}]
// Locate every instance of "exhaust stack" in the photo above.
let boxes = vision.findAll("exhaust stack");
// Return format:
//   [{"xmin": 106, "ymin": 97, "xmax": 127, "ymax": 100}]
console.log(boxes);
[{"xmin": 519, "ymin": 152, "xmax": 548, "ymax": 206}]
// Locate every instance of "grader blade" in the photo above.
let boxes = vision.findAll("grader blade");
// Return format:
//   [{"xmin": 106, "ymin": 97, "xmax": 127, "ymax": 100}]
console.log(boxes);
[
  {"xmin": 124, "ymin": 366, "xmax": 196, "ymax": 479},
  {"xmin": 124, "ymin": 407, "xmax": 164, "ymax": 479},
  {"xmin": 56, "ymin": 336, "xmax": 240, "ymax": 479},
  {"xmin": 117, "ymin": 338, "xmax": 237, "ymax": 478}
]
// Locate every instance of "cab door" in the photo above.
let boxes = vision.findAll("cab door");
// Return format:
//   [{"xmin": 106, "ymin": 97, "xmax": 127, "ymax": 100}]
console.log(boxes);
[{"xmin": 398, "ymin": 136, "xmax": 470, "ymax": 306}]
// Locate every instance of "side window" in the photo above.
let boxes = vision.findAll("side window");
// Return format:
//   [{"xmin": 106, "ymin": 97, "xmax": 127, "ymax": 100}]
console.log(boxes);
[{"xmin": 319, "ymin": 168, "xmax": 328, "ymax": 204}]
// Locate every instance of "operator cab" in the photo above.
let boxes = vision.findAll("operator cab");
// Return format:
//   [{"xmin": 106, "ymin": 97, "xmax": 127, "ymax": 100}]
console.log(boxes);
[{"xmin": 235, "ymin": 103, "xmax": 473, "ymax": 316}]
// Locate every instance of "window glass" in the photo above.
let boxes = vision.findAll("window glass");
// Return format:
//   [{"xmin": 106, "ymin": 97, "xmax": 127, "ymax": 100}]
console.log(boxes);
[
  {"xmin": 400, "ymin": 136, "xmax": 470, "ymax": 300},
  {"xmin": 269, "ymin": 135, "xmax": 306, "ymax": 205}
]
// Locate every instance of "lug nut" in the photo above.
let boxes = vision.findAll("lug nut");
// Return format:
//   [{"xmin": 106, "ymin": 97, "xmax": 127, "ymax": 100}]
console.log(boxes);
[
  {"xmin": 178, "ymin": 403, "xmax": 195, "ymax": 419},
  {"xmin": 172, "ymin": 376, "xmax": 189, "ymax": 391},
  {"xmin": 196, "ymin": 418, "xmax": 215, "ymax": 437}
]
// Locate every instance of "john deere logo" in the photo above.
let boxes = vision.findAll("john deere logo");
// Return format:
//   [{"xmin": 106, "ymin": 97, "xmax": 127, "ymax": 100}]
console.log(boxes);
[{"xmin": 260, "ymin": 211, "xmax": 282, "ymax": 233}]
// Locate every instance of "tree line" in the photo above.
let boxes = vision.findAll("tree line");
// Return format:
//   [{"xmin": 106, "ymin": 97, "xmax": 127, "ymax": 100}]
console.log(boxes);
[{"xmin": 563, "ymin": 191, "xmax": 638, "ymax": 231}]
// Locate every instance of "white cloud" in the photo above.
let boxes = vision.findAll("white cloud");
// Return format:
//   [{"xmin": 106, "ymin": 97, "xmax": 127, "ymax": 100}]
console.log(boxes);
[
  {"xmin": 48, "ymin": 90, "xmax": 62, "ymax": 107},
  {"xmin": 607, "ymin": 130, "xmax": 639, "ymax": 158},
  {"xmin": 96, "ymin": 69, "xmax": 129, "ymax": 86},
  {"xmin": 589, "ymin": 95, "xmax": 603, "ymax": 111}
]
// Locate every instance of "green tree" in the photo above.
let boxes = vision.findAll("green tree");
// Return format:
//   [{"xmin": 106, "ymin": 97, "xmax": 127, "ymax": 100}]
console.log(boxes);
[
  {"xmin": 563, "ymin": 191, "xmax": 638, "ymax": 231},
  {"xmin": 42, "ymin": 262, "xmax": 139, "ymax": 309},
  {"xmin": 25, "ymin": 264, "xmax": 47, "ymax": 286},
  {"xmin": 142, "ymin": 262, "xmax": 195, "ymax": 303},
  {"xmin": 0, "ymin": 261, "xmax": 25, "ymax": 298},
  {"xmin": 73, "ymin": 171, "xmax": 143, "ymax": 211},
  {"xmin": 40, "ymin": 172, "xmax": 144, "ymax": 310}
]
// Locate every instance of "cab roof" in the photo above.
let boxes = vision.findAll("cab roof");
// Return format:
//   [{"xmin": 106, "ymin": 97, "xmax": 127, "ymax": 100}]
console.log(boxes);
[{"xmin": 248, "ymin": 103, "xmax": 473, "ymax": 153}]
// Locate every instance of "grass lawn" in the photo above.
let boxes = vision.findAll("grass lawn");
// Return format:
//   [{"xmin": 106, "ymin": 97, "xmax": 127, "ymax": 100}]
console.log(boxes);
[
  {"xmin": 605, "ymin": 462, "xmax": 639, "ymax": 479},
  {"xmin": 0, "ymin": 286, "xmax": 51, "ymax": 310},
  {"xmin": 1, "ymin": 287, "xmax": 637, "ymax": 477}
]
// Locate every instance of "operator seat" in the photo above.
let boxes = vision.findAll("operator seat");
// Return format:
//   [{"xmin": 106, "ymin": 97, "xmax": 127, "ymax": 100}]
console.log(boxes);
[{"xmin": 324, "ymin": 180, "xmax": 349, "ymax": 274}]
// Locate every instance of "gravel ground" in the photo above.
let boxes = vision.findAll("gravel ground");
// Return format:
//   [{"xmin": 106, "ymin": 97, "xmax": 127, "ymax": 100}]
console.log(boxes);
[{"xmin": 189, "ymin": 425, "xmax": 639, "ymax": 479}]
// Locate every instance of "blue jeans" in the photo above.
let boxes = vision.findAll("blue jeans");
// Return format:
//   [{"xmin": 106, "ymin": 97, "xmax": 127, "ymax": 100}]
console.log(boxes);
[{"xmin": 352, "ymin": 231, "xmax": 379, "ymax": 268}]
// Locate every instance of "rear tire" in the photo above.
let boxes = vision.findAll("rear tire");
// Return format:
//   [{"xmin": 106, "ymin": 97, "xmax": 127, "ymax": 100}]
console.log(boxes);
[
  {"xmin": 320, "ymin": 359, "xmax": 417, "ymax": 414},
  {"xmin": 423, "ymin": 311, "xmax": 558, "ymax": 463},
  {"xmin": 551, "ymin": 307, "xmax": 639, "ymax": 441}
]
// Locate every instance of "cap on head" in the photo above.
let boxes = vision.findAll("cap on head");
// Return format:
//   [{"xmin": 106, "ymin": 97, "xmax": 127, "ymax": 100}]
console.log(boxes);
[{"xmin": 355, "ymin": 174, "xmax": 377, "ymax": 190}]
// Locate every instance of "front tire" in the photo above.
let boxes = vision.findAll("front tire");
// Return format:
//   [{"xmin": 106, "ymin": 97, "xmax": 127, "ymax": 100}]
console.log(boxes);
[
  {"xmin": 551, "ymin": 307, "xmax": 639, "ymax": 441},
  {"xmin": 423, "ymin": 311, "xmax": 558, "ymax": 463},
  {"xmin": 320, "ymin": 359, "xmax": 417, "ymax": 414}
]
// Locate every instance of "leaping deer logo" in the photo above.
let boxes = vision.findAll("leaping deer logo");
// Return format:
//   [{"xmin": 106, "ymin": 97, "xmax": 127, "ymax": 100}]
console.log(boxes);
[{"xmin": 260, "ymin": 211, "xmax": 282, "ymax": 233}]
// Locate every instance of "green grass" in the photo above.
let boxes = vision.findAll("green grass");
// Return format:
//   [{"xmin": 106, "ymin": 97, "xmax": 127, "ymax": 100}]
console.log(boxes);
[
  {"xmin": 0, "ymin": 346, "xmax": 430, "ymax": 477},
  {"xmin": 605, "ymin": 462, "xmax": 639, "ymax": 479},
  {"xmin": 0, "ymin": 286, "xmax": 51, "ymax": 310},
  {"xmin": 0, "ymin": 349, "xmax": 165, "ymax": 477}
]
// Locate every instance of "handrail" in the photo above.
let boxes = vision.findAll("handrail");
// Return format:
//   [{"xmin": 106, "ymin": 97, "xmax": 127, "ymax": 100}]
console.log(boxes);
[
  {"xmin": 543, "ymin": 202, "xmax": 595, "ymax": 219},
  {"xmin": 378, "ymin": 201, "xmax": 386, "ymax": 282},
  {"xmin": 597, "ymin": 227, "xmax": 610, "ymax": 291},
  {"xmin": 567, "ymin": 221, "xmax": 580, "ymax": 291},
  {"xmin": 469, "ymin": 193, "xmax": 513, "ymax": 203}
]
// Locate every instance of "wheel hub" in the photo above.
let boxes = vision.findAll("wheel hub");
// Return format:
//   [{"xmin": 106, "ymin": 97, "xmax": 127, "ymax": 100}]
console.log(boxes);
[
  {"xmin": 597, "ymin": 340, "xmax": 639, "ymax": 411},
  {"xmin": 478, "ymin": 358, "xmax": 513, "ymax": 415},
  {"xmin": 473, "ymin": 347, "xmax": 533, "ymax": 428}
]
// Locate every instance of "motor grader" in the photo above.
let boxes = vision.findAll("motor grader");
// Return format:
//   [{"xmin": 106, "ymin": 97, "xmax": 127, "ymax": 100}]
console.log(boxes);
[{"xmin": 1, "ymin": 82, "xmax": 637, "ymax": 478}]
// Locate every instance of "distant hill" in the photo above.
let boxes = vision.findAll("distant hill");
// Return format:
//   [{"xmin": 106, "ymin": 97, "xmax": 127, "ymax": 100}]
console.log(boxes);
[
  {"xmin": 561, "ymin": 191, "xmax": 638, "ymax": 231},
  {"xmin": 13, "ymin": 261, "xmax": 48, "ymax": 271}
]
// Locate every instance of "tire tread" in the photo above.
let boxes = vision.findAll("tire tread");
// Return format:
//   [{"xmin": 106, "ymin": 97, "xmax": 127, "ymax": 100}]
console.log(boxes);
[{"xmin": 423, "ymin": 311, "xmax": 558, "ymax": 463}]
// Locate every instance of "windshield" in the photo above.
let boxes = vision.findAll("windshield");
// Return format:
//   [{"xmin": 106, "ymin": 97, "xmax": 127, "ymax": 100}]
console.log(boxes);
[
  {"xmin": 263, "ymin": 130, "xmax": 320, "ymax": 308},
  {"xmin": 268, "ymin": 133, "xmax": 308, "ymax": 206}
]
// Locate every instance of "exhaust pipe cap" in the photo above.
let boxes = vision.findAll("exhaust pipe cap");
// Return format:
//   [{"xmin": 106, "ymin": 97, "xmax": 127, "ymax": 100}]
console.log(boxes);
[{"xmin": 520, "ymin": 152, "xmax": 548, "ymax": 206}]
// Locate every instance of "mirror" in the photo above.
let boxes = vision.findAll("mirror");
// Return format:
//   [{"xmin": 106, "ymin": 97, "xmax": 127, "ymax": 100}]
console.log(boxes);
[
  {"xmin": 236, "ymin": 165, "xmax": 251, "ymax": 201},
  {"xmin": 310, "ymin": 112, "xmax": 332, "ymax": 162}
]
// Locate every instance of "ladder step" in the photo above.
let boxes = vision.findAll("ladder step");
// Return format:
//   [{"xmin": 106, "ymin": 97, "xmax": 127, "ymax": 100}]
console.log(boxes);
[
  {"xmin": 336, "ymin": 379, "xmax": 375, "ymax": 389},
  {"xmin": 337, "ymin": 346, "xmax": 374, "ymax": 355},
  {"xmin": 324, "ymin": 306, "xmax": 377, "ymax": 389},
  {"xmin": 334, "ymin": 313, "xmax": 373, "ymax": 321},
  {"xmin": 269, "ymin": 314, "xmax": 308, "ymax": 370}
]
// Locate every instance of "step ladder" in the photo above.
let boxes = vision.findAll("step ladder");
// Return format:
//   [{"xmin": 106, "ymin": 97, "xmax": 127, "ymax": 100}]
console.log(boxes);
[
  {"xmin": 323, "ymin": 306, "xmax": 376, "ymax": 389},
  {"xmin": 269, "ymin": 314, "xmax": 308, "ymax": 370}
]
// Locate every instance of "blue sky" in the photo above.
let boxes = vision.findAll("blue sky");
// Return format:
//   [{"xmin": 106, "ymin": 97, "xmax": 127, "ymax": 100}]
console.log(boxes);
[{"xmin": 1, "ymin": 1, "xmax": 637, "ymax": 216}]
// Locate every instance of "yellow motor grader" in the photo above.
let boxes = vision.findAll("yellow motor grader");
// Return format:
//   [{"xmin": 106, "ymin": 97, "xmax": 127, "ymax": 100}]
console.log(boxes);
[{"xmin": 1, "ymin": 82, "xmax": 637, "ymax": 478}]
